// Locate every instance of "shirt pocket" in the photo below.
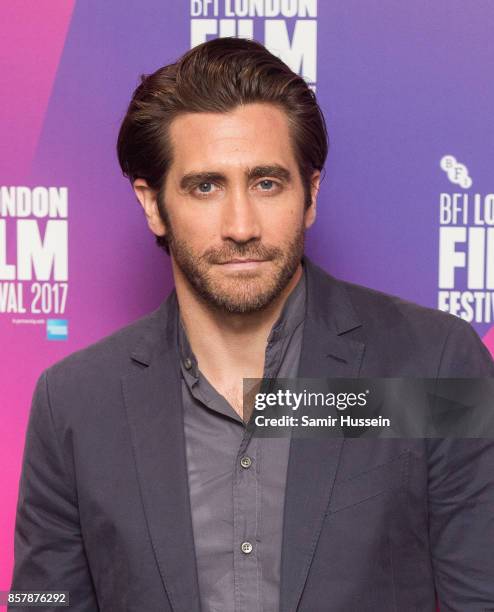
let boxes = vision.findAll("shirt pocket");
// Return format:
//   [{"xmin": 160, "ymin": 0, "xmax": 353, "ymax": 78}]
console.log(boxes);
[{"xmin": 328, "ymin": 449, "xmax": 410, "ymax": 514}]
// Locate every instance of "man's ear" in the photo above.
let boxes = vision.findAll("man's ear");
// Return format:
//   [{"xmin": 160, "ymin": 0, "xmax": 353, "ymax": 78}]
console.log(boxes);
[
  {"xmin": 304, "ymin": 170, "xmax": 321, "ymax": 229},
  {"xmin": 132, "ymin": 178, "xmax": 167, "ymax": 237}
]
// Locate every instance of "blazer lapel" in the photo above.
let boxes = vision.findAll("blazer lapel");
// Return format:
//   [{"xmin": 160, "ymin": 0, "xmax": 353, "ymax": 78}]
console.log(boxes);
[
  {"xmin": 280, "ymin": 258, "xmax": 365, "ymax": 612},
  {"xmin": 121, "ymin": 292, "xmax": 201, "ymax": 612}
]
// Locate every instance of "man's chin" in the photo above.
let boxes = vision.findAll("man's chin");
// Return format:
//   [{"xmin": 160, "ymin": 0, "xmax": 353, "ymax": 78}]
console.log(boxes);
[
  {"xmin": 205, "ymin": 276, "xmax": 278, "ymax": 314},
  {"xmin": 205, "ymin": 296, "xmax": 274, "ymax": 315}
]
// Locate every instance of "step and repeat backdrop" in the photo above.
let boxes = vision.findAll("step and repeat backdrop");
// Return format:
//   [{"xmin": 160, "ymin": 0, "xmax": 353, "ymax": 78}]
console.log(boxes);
[{"xmin": 1, "ymin": 0, "xmax": 494, "ymax": 590}]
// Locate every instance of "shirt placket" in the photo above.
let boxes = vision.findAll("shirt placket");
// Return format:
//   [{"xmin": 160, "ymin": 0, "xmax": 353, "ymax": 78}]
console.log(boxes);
[{"xmin": 233, "ymin": 426, "xmax": 261, "ymax": 612}]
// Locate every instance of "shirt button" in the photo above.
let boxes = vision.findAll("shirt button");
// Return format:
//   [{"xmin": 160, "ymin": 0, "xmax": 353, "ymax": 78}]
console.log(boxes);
[
  {"xmin": 241, "ymin": 541, "xmax": 253, "ymax": 554},
  {"xmin": 240, "ymin": 456, "xmax": 252, "ymax": 469},
  {"xmin": 184, "ymin": 358, "xmax": 192, "ymax": 370}
]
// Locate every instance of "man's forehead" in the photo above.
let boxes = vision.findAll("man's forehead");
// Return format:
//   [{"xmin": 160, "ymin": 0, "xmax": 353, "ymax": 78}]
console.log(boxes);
[
  {"xmin": 167, "ymin": 104, "xmax": 297, "ymax": 174},
  {"xmin": 169, "ymin": 104, "xmax": 292, "ymax": 148}
]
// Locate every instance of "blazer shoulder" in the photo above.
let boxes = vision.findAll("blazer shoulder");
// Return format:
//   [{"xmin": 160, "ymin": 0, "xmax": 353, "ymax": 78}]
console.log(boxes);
[
  {"xmin": 340, "ymin": 277, "xmax": 457, "ymax": 332},
  {"xmin": 307, "ymin": 258, "xmax": 457, "ymax": 336},
  {"xmin": 335, "ymin": 277, "xmax": 493, "ymax": 376}
]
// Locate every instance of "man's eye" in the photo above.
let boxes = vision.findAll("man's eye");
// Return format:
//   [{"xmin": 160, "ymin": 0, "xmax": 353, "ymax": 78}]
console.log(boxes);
[
  {"xmin": 197, "ymin": 182, "xmax": 214, "ymax": 193},
  {"xmin": 258, "ymin": 180, "xmax": 276, "ymax": 190}
]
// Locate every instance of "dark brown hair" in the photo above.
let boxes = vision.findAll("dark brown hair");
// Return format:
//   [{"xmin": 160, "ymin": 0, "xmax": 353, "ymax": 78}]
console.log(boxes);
[{"xmin": 117, "ymin": 37, "xmax": 328, "ymax": 250}]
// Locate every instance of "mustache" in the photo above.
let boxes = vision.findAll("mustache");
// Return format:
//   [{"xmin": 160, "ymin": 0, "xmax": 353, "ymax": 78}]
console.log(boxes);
[{"xmin": 202, "ymin": 242, "xmax": 282, "ymax": 264}]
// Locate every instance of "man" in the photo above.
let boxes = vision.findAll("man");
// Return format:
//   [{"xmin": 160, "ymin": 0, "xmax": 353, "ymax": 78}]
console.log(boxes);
[{"xmin": 10, "ymin": 38, "xmax": 494, "ymax": 611}]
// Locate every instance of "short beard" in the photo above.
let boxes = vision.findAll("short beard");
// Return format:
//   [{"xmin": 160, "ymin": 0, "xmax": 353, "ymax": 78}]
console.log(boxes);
[{"xmin": 166, "ymin": 224, "xmax": 305, "ymax": 315}]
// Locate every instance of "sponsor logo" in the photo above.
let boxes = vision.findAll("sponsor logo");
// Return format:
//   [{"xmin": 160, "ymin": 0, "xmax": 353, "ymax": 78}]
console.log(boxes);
[{"xmin": 47, "ymin": 318, "xmax": 68, "ymax": 340}]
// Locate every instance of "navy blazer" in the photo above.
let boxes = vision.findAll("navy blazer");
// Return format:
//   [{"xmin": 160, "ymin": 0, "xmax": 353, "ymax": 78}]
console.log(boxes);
[{"xmin": 10, "ymin": 257, "xmax": 494, "ymax": 611}]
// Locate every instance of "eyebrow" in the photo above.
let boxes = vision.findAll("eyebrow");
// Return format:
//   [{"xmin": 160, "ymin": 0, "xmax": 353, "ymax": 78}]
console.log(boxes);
[
  {"xmin": 179, "ymin": 165, "xmax": 292, "ymax": 191},
  {"xmin": 248, "ymin": 165, "xmax": 292, "ymax": 182}
]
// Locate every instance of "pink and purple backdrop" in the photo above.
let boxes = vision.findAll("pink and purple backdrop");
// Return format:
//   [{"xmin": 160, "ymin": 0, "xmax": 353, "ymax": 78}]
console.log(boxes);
[{"xmin": 2, "ymin": 0, "xmax": 494, "ymax": 593}]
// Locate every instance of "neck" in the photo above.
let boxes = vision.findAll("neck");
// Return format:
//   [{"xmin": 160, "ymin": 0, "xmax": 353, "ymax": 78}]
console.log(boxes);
[{"xmin": 173, "ymin": 262, "xmax": 302, "ymax": 384}]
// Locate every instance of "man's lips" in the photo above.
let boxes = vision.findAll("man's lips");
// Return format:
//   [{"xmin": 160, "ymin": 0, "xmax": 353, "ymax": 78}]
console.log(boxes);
[
  {"xmin": 217, "ymin": 258, "xmax": 267, "ymax": 264},
  {"xmin": 214, "ymin": 258, "xmax": 270, "ymax": 269}
]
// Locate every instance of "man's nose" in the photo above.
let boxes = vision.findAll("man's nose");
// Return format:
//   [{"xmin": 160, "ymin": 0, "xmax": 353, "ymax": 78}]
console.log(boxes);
[{"xmin": 220, "ymin": 187, "xmax": 261, "ymax": 243}]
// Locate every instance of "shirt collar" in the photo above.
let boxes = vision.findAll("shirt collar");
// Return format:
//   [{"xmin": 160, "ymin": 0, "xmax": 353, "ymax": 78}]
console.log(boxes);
[{"xmin": 266, "ymin": 264, "xmax": 306, "ymax": 346}]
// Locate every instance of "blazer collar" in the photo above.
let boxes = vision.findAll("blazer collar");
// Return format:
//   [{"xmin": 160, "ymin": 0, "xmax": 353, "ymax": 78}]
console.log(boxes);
[{"xmin": 128, "ymin": 290, "xmax": 177, "ymax": 367}]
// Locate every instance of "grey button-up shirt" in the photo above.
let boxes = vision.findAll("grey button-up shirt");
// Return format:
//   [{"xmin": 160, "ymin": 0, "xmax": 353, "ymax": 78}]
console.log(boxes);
[{"xmin": 178, "ymin": 268, "xmax": 306, "ymax": 612}]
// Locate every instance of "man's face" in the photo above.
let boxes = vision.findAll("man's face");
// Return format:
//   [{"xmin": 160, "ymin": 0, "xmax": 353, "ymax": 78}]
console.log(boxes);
[{"xmin": 146, "ymin": 103, "xmax": 318, "ymax": 313}]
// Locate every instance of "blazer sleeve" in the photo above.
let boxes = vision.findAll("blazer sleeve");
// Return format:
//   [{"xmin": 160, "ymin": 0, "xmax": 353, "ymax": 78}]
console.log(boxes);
[
  {"xmin": 427, "ymin": 316, "xmax": 494, "ymax": 612},
  {"xmin": 9, "ymin": 370, "xmax": 99, "ymax": 612}
]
